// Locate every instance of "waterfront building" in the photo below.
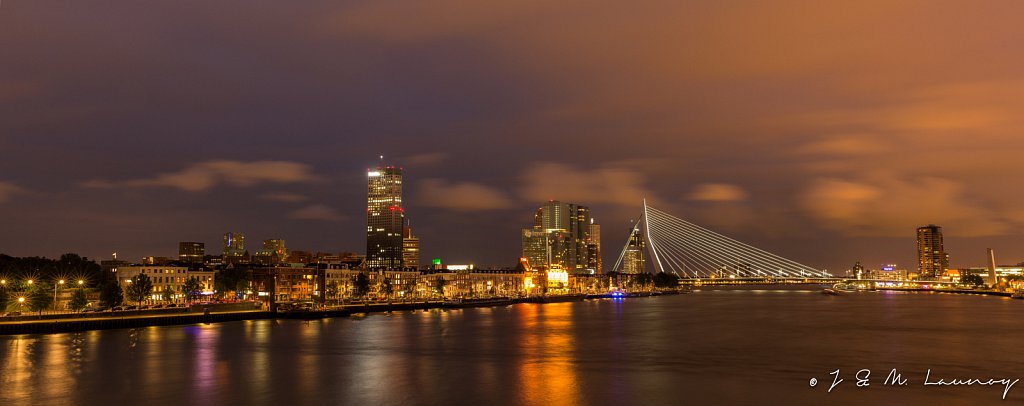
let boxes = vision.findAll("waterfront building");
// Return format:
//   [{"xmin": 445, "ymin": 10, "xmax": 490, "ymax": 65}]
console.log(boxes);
[
  {"xmin": 521, "ymin": 201, "xmax": 599, "ymax": 273},
  {"xmin": 178, "ymin": 242, "xmax": 204, "ymax": 265},
  {"xmin": 115, "ymin": 265, "xmax": 216, "ymax": 301},
  {"xmin": 403, "ymin": 222, "xmax": 420, "ymax": 270},
  {"xmin": 366, "ymin": 165, "xmax": 404, "ymax": 270},
  {"xmin": 587, "ymin": 220, "xmax": 601, "ymax": 273},
  {"xmin": 251, "ymin": 265, "xmax": 325, "ymax": 304},
  {"xmin": 916, "ymin": 225, "xmax": 948, "ymax": 279},
  {"xmin": 223, "ymin": 232, "xmax": 248, "ymax": 264},
  {"xmin": 622, "ymin": 226, "xmax": 646, "ymax": 274}
]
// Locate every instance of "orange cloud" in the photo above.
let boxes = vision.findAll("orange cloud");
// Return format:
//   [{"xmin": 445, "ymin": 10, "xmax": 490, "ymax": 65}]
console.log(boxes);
[{"xmin": 81, "ymin": 160, "xmax": 319, "ymax": 192}]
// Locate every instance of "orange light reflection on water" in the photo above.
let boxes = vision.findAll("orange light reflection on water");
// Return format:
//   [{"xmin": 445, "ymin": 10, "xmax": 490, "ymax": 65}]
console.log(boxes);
[{"xmin": 517, "ymin": 303, "xmax": 580, "ymax": 405}]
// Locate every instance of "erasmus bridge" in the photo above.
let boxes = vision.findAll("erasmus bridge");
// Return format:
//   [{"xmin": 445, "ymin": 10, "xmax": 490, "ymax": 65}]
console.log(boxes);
[{"xmin": 613, "ymin": 201, "xmax": 835, "ymax": 283}]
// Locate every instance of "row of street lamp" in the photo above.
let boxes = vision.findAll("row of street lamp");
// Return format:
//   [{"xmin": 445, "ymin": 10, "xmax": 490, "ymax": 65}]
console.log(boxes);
[{"xmin": 1, "ymin": 278, "xmax": 87, "ymax": 312}]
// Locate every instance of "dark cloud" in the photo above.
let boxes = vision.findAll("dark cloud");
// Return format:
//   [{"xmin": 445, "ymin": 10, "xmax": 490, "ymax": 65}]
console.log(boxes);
[{"xmin": 2, "ymin": 1, "xmax": 1024, "ymax": 271}]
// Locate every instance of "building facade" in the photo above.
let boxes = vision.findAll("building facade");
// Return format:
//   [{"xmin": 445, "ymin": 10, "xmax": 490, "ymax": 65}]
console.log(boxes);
[
  {"xmin": 223, "ymin": 232, "xmax": 247, "ymax": 263},
  {"xmin": 521, "ymin": 200, "xmax": 600, "ymax": 273},
  {"xmin": 402, "ymin": 223, "xmax": 420, "ymax": 270},
  {"xmin": 916, "ymin": 225, "xmax": 948, "ymax": 279},
  {"xmin": 116, "ymin": 266, "xmax": 216, "ymax": 302},
  {"xmin": 254, "ymin": 239, "xmax": 288, "ymax": 265},
  {"xmin": 178, "ymin": 242, "xmax": 205, "ymax": 264},
  {"xmin": 622, "ymin": 226, "xmax": 646, "ymax": 274},
  {"xmin": 366, "ymin": 165, "xmax": 404, "ymax": 270}
]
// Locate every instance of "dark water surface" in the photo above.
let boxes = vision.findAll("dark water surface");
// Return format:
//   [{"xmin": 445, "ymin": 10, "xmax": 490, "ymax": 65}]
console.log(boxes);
[{"xmin": 3, "ymin": 287, "xmax": 1024, "ymax": 405}]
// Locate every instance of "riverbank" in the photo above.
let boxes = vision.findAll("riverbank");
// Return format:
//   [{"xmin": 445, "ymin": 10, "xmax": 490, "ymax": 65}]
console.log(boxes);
[
  {"xmin": 0, "ymin": 291, "xmax": 682, "ymax": 335},
  {"xmin": 876, "ymin": 287, "xmax": 1014, "ymax": 297}
]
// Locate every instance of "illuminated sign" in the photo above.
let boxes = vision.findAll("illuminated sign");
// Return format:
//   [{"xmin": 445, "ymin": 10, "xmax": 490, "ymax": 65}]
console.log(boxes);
[
  {"xmin": 432, "ymin": 258, "xmax": 442, "ymax": 265},
  {"xmin": 368, "ymin": 171, "xmax": 381, "ymax": 177}
]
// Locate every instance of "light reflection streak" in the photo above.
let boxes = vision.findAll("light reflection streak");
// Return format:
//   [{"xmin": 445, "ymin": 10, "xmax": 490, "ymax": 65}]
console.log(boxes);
[{"xmin": 517, "ymin": 303, "xmax": 580, "ymax": 405}]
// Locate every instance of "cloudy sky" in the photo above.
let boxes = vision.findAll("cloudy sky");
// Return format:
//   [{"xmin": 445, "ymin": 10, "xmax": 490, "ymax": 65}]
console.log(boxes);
[{"xmin": 2, "ymin": 1, "xmax": 1024, "ymax": 272}]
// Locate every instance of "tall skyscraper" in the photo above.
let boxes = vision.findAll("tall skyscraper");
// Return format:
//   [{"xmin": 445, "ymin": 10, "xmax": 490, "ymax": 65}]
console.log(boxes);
[
  {"xmin": 622, "ymin": 226, "xmax": 646, "ymax": 274},
  {"xmin": 521, "ymin": 200, "xmax": 599, "ymax": 273},
  {"xmin": 223, "ymin": 232, "xmax": 247, "ymax": 263},
  {"xmin": 521, "ymin": 228, "xmax": 548, "ymax": 270},
  {"xmin": 403, "ymin": 222, "xmax": 420, "ymax": 270},
  {"xmin": 916, "ymin": 225, "xmax": 948, "ymax": 279},
  {"xmin": 178, "ymin": 242, "xmax": 204, "ymax": 264},
  {"xmin": 587, "ymin": 220, "xmax": 602, "ymax": 273},
  {"xmin": 366, "ymin": 164, "xmax": 404, "ymax": 270}
]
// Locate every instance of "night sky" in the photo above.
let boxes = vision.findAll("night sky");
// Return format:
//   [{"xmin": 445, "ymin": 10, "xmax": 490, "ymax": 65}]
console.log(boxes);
[{"xmin": 3, "ymin": 1, "xmax": 1024, "ymax": 272}]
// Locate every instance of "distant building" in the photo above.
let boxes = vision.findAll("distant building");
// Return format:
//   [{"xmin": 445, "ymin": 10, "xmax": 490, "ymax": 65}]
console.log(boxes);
[
  {"xmin": 521, "ymin": 200, "xmax": 599, "ymax": 273},
  {"xmin": 366, "ymin": 164, "xmax": 404, "ymax": 270},
  {"xmin": 916, "ymin": 225, "xmax": 948, "ymax": 279},
  {"xmin": 402, "ymin": 223, "xmax": 420, "ymax": 270},
  {"xmin": 141, "ymin": 256, "xmax": 174, "ymax": 266},
  {"xmin": 521, "ymin": 228, "xmax": 548, "ymax": 270},
  {"xmin": 587, "ymin": 221, "xmax": 601, "ymax": 273},
  {"xmin": 622, "ymin": 226, "xmax": 646, "ymax": 274},
  {"xmin": 223, "ymin": 232, "xmax": 248, "ymax": 264},
  {"xmin": 178, "ymin": 242, "xmax": 205, "ymax": 264},
  {"xmin": 254, "ymin": 239, "xmax": 288, "ymax": 265}
]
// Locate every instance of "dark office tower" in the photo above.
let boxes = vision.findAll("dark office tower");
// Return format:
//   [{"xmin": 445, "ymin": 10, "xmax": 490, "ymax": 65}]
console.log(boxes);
[
  {"xmin": 916, "ymin": 225, "xmax": 948, "ymax": 279},
  {"xmin": 223, "ymin": 232, "xmax": 247, "ymax": 263},
  {"xmin": 178, "ymin": 242, "xmax": 205, "ymax": 264},
  {"xmin": 366, "ymin": 165, "xmax": 404, "ymax": 270}
]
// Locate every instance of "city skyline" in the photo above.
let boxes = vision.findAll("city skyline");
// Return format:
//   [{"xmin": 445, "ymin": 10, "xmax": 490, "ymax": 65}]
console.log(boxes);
[{"xmin": 4, "ymin": 2, "xmax": 1024, "ymax": 272}]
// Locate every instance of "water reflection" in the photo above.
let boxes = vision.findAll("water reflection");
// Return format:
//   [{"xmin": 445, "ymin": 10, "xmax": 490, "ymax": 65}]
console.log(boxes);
[{"xmin": 517, "ymin": 303, "xmax": 580, "ymax": 405}]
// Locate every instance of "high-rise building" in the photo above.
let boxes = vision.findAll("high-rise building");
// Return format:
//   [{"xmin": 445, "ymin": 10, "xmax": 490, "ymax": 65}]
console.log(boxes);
[
  {"xmin": 521, "ymin": 201, "xmax": 598, "ymax": 273},
  {"xmin": 916, "ymin": 225, "xmax": 948, "ymax": 279},
  {"xmin": 622, "ymin": 226, "xmax": 646, "ymax": 274},
  {"xmin": 403, "ymin": 222, "xmax": 420, "ymax": 270},
  {"xmin": 223, "ymin": 232, "xmax": 247, "ymax": 264},
  {"xmin": 521, "ymin": 228, "xmax": 548, "ymax": 270},
  {"xmin": 178, "ymin": 242, "xmax": 205, "ymax": 264},
  {"xmin": 255, "ymin": 239, "xmax": 288, "ymax": 265},
  {"xmin": 366, "ymin": 165, "xmax": 404, "ymax": 270},
  {"xmin": 587, "ymin": 221, "xmax": 601, "ymax": 273}
]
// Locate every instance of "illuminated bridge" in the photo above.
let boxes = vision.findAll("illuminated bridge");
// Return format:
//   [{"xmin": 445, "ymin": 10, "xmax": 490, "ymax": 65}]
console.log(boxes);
[{"xmin": 613, "ymin": 201, "xmax": 833, "ymax": 280}]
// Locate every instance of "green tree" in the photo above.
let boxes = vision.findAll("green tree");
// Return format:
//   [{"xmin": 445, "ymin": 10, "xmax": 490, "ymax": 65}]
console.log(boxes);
[
  {"xmin": 125, "ymin": 274, "xmax": 154, "ymax": 307},
  {"xmin": 68, "ymin": 288, "xmax": 88, "ymax": 312},
  {"xmin": 961, "ymin": 273, "xmax": 985, "ymax": 287},
  {"xmin": 183, "ymin": 277, "xmax": 202, "ymax": 303},
  {"xmin": 634, "ymin": 272, "xmax": 654, "ymax": 288},
  {"xmin": 326, "ymin": 281, "xmax": 339, "ymax": 302},
  {"xmin": 161, "ymin": 286, "xmax": 175, "ymax": 303},
  {"xmin": 653, "ymin": 272, "xmax": 680, "ymax": 288},
  {"xmin": 0, "ymin": 288, "xmax": 9, "ymax": 312},
  {"xmin": 434, "ymin": 278, "xmax": 447, "ymax": 298},
  {"xmin": 403, "ymin": 279, "xmax": 416, "ymax": 300},
  {"xmin": 99, "ymin": 280, "xmax": 123, "ymax": 308},
  {"xmin": 381, "ymin": 277, "xmax": 393, "ymax": 300},
  {"xmin": 27, "ymin": 282, "xmax": 54, "ymax": 315},
  {"xmin": 353, "ymin": 273, "xmax": 370, "ymax": 299}
]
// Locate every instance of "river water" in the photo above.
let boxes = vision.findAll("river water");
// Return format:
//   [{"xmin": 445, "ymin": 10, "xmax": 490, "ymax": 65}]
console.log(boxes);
[{"xmin": 2, "ymin": 287, "xmax": 1023, "ymax": 405}]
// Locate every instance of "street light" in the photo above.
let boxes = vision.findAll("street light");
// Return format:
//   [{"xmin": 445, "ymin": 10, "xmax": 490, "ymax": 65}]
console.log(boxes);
[
  {"xmin": 77, "ymin": 280, "xmax": 84, "ymax": 286},
  {"xmin": 27, "ymin": 279, "xmax": 33, "ymax": 285},
  {"xmin": 54, "ymin": 280, "xmax": 65, "ymax": 311}
]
